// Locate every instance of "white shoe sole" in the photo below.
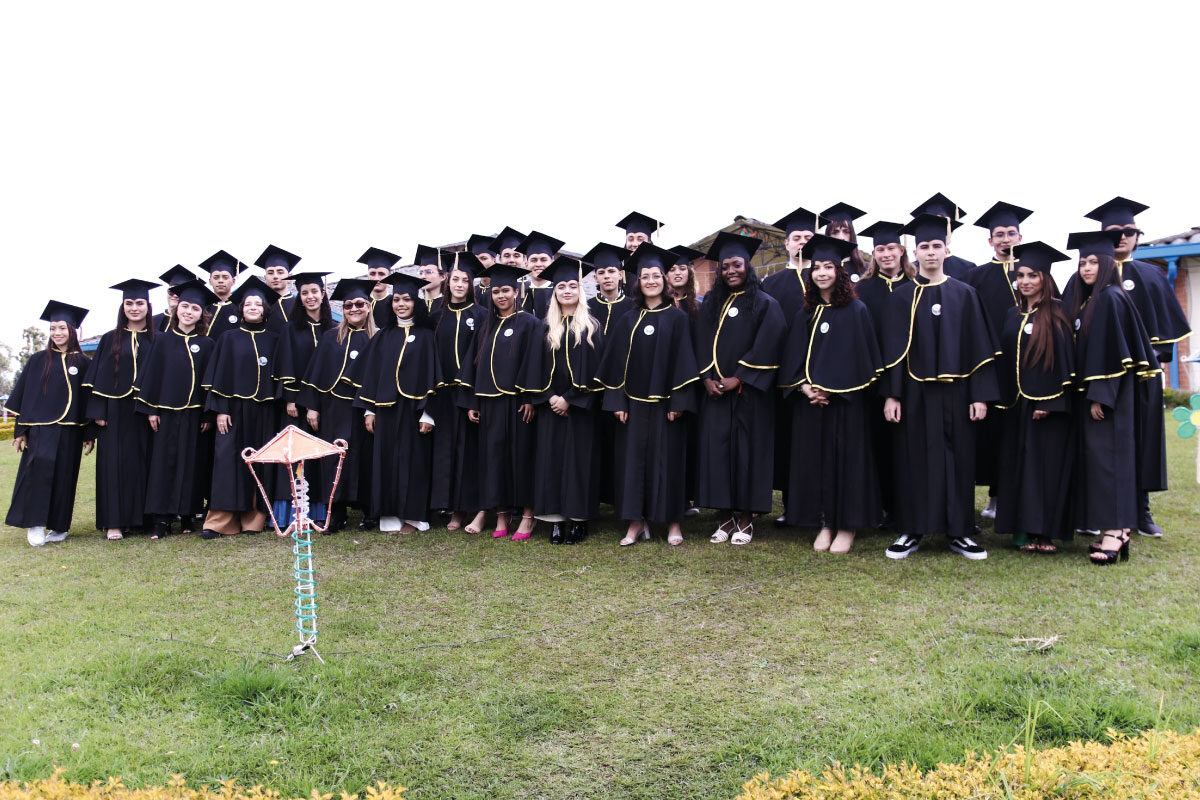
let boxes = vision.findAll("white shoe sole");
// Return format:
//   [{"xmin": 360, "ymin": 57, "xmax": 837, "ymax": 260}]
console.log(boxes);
[
  {"xmin": 885, "ymin": 546, "xmax": 918, "ymax": 560},
  {"xmin": 951, "ymin": 546, "xmax": 989, "ymax": 560}
]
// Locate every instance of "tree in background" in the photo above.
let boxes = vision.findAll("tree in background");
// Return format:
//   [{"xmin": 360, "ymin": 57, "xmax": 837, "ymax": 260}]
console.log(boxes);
[
  {"xmin": 0, "ymin": 341, "xmax": 12, "ymax": 396},
  {"xmin": 6, "ymin": 327, "xmax": 48, "ymax": 396}
]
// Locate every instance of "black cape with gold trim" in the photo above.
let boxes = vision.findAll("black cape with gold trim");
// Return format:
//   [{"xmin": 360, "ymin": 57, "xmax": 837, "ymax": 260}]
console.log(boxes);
[
  {"xmin": 588, "ymin": 293, "xmax": 633, "ymax": 338},
  {"xmin": 428, "ymin": 301, "xmax": 488, "ymax": 513}
]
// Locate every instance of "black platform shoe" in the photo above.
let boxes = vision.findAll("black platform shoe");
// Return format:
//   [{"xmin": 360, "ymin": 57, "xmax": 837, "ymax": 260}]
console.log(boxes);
[
  {"xmin": 550, "ymin": 523, "xmax": 565, "ymax": 544},
  {"xmin": 565, "ymin": 521, "xmax": 586, "ymax": 544}
]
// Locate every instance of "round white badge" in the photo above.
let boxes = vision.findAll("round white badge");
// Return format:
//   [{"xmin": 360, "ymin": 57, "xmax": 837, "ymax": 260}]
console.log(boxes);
[
  {"xmin": 258, "ymin": 356, "xmax": 268, "ymax": 366},
  {"xmin": 819, "ymin": 322, "xmax": 830, "ymax": 334},
  {"xmin": 228, "ymin": 314, "xmax": 237, "ymax": 323},
  {"xmin": 931, "ymin": 303, "xmax": 942, "ymax": 317},
  {"xmin": 503, "ymin": 328, "xmax": 514, "ymax": 338},
  {"xmin": 349, "ymin": 350, "xmax": 359, "ymax": 359},
  {"xmin": 1075, "ymin": 318, "xmax": 1082, "ymax": 330},
  {"xmin": 190, "ymin": 344, "xmax": 200, "ymax": 353},
  {"xmin": 851, "ymin": 273, "xmax": 860, "ymax": 283},
  {"xmin": 644, "ymin": 325, "xmax": 655, "ymax": 336},
  {"xmin": 68, "ymin": 366, "xmax": 79, "ymax": 375},
  {"xmin": 1024, "ymin": 322, "xmax": 1034, "ymax": 335},
  {"xmin": 466, "ymin": 318, "xmax": 475, "ymax": 328},
  {"xmin": 1013, "ymin": 280, "xmax": 1019, "ymax": 290},
  {"xmin": 406, "ymin": 334, "xmax": 416, "ymax": 343},
  {"xmin": 727, "ymin": 306, "xmax": 739, "ymax": 318},
  {"xmin": 1122, "ymin": 279, "xmax": 1135, "ymax": 291}
]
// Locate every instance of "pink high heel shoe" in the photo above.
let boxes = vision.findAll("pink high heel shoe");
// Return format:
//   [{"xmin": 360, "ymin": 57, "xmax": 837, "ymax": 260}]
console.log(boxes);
[{"xmin": 511, "ymin": 515, "xmax": 534, "ymax": 541}]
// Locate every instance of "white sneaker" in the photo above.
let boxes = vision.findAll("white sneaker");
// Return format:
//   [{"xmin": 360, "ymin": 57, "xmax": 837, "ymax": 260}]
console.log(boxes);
[
  {"xmin": 378, "ymin": 516, "xmax": 403, "ymax": 532},
  {"xmin": 26, "ymin": 527, "xmax": 46, "ymax": 547},
  {"xmin": 44, "ymin": 530, "xmax": 69, "ymax": 543},
  {"xmin": 980, "ymin": 498, "xmax": 997, "ymax": 520}
]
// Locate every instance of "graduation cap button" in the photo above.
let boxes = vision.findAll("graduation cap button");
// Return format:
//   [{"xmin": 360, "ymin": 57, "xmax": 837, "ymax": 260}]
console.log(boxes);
[
  {"xmin": 644, "ymin": 325, "xmax": 655, "ymax": 335},
  {"xmin": 932, "ymin": 304, "xmax": 942, "ymax": 316},
  {"xmin": 1123, "ymin": 279, "xmax": 1135, "ymax": 291},
  {"xmin": 727, "ymin": 306, "xmax": 739, "ymax": 317},
  {"xmin": 820, "ymin": 322, "xmax": 830, "ymax": 334}
]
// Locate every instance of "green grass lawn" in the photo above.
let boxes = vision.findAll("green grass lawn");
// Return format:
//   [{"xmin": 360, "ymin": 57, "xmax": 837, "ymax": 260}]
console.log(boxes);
[{"xmin": 2, "ymin": 420, "xmax": 1199, "ymax": 800}]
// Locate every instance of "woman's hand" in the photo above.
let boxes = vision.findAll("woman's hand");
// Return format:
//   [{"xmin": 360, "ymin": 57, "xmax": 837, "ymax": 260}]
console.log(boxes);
[
  {"xmin": 468, "ymin": 409, "xmax": 480, "ymax": 423},
  {"xmin": 418, "ymin": 421, "xmax": 433, "ymax": 434},
  {"xmin": 703, "ymin": 378, "xmax": 722, "ymax": 398},
  {"xmin": 286, "ymin": 402, "xmax": 298, "ymax": 418},
  {"xmin": 148, "ymin": 414, "xmax": 161, "ymax": 432},
  {"xmin": 969, "ymin": 402, "xmax": 988, "ymax": 422},
  {"xmin": 307, "ymin": 409, "xmax": 320, "ymax": 430},
  {"xmin": 667, "ymin": 411, "xmax": 682, "ymax": 422},
  {"xmin": 1090, "ymin": 402, "xmax": 1105, "ymax": 421},
  {"xmin": 200, "ymin": 422, "xmax": 212, "ymax": 433},
  {"xmin": 884, "ymin": 397, "xmax": 902, "ymax": 423},
  {"xmin": 1032, "ymin": 409, "xmax": 1048, "ymax": 421},
  {"xmin": 718, "ymin": 377, "xmax": 741, "ymax": 394},
  {"xmin": 94, "ymin": 419, "xmax": 107, "ymax": 427},
  {"xmin": 519, "ymin": 403, "xmax": 534, "ymax": 423},
  {"xmin": 549, "ymin": 395, "xmax": 569, "ymax": 416},
  {"xmin": 615, "ymin": 411, "xmax": 628, "ymax": 424},
  {"xmin": 365, "ymin": 413, "xmax": 376, "ymax": 434},
  {"xmin": 217, "ymin": 413, "xmax": 232, "ymax": 435},
  {"xmin": 83, "ymin": 440, "xmax": 95, "ymax": 455},
  {"xmin": 12, "ymin": 435, "xmax": 26, "ymax": 452}
]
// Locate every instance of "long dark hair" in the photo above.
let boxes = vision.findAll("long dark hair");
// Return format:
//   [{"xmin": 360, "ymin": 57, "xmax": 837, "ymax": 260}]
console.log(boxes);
[
  {"xmin": 826, "ymin": 221, "xmax": 869, "ymax": 276},
  {"xmin": 700, "ymin": 258, "xmax": 763, "ymax": 326},
  {"xmin": 474, "ymin": 284, "xmax": 520, "ymax": 366},
  {"xmin": 111, "ymin": 300, "xmax": 155, "ymax": 384},
  {"xmin": 861, "ymin": 250, "xmax": 916, "ymax": 281},
  {"xmin": 433, "ymin": 268, "xmax": 476, "ymax": 340},
  {"xmin": 667, "ymin": 263, "xmax": 699, "ymax": 320},
  {"xmin": 384, "ymin": 288, "xmax": 434, "ymax": 330},
  {"xmin": 168, "ymin": 308, "xmax": 211, "ymax": 337},
  {"xmin": 803, "ymin": 260, "xmax": 857, "ymax": 312},
  {"xmin": 290, "ymin": 290, "xmax": 333, "ymax": 330},
  {"xmin": 629, "ymin": 266, "xmax": 670, "ymax": 310},
  {"xmin": 42, "ymin": 326, "xmax": 83, "ymax": 392},
  {"xmin": 1020, "ymin": 275, "xmax": 1069, "ymax": 372},
  {"xmin": 1067, "ymin": 254, "xmax": 1120, "ymax": 336}
]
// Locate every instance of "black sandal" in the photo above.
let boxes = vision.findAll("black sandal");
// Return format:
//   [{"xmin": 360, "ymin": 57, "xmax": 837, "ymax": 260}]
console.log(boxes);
[{"xmin": 1089, "ymin": 531, "xmax": 1130, "ymax": 565}]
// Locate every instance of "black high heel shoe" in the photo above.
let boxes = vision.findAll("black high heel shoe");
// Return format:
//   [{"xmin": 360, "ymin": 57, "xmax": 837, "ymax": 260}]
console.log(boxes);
[
  {"xmin": 550, "ymin": 522, "xmax": 565, "ymax": 545},
  {"xmin": 1090, "ymin": 531, "xmax": 1130, "ymax": 565}
]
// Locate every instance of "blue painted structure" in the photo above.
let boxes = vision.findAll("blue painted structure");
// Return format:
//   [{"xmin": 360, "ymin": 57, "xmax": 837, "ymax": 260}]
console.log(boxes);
[{"xmin": 1134, "ymin": 240, "xmax": 1200, "ymax": 390}]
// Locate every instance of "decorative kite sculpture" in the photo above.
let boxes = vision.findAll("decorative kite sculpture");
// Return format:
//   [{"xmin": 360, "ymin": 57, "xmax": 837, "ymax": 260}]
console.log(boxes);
[
  {"xmin": 242, "ymin": 425, "xmax": 348, "ymax": 663},
  {"xmin": 1171, "ymin": 394, "xmax": 1200, "ymax": 484}
]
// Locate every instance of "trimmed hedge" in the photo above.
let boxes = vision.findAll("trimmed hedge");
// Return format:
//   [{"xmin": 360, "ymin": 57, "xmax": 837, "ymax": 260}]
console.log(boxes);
[
  {"xmin": 0, "ymin": 774, "xmax": 406, "ymax": 800},
  {"xmin": 0, "ymin": 420, "xmax": 14, "ymax": 441},
  {"xmin": 737, "ymin": 728, "xmax": 1200, "ymax": 799}
]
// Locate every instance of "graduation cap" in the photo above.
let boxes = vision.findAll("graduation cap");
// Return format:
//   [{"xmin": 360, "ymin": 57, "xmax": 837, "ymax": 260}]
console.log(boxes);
[
  {"xmin": 623, "ymin": 242, "xmax": 676, "ymax": 278},
  {"xmin": 801, "ymin": 234, "xmax": 857, "ymax": 264},
  {"xmin": 443, "ymin": 250, "xmax": 483, "ymax": 278},
  {"xmin": 859, "ymin": 221, "xmax": 905, "ymax": 247},
  {"xmin": 330, "ymin": 279, "xmax": 376, "ymax": 303},
  {"xmin": 413, "ymin": 244, "xmax": 441, "ymax": 267},
  {"xmin": 1084, "ymin": 196, "xmax": 1149, "ymax": 228},
  {"xmin": 705, "ymin": 231, "xmax": 763, "ymax": 263},
  {"xmin": 255, "ymin": 244, "xmax": 302, "ymax": 271},
  {"xmin": 40, "ymin": 300, "xmax": 88, "ymax": 328},
  {"xmin": 198, "ymin": 250, "xmax": 245, "ymax": 277},
  {"xmin": 230, "ymin": 275, "xmax": 274, "ymax": 307},
  {"xmin": 382, "ymin": 272, "xmax": 425, "ymax": 299},
  {"xmin": 910, "ymin": 192, "xmax": 967, "ymax": 221},
  {"xmin": 481, "ymin": 264, "xmax": 529, "ymax": 289},
  {"xmin": 159, "ymin": 265, "xmax": 195, "ymax": 286},
  {"xmin": 541, "ymin": 256, "xmax": 592, "ymax": 286},
  {"xmin": 170, "ymin": 278, "xmax": 219, "ymax": 308},
  {"xmin": 357, "ymin": 247, "xmax": 402, "ymax": 270},
  {"xmin": 1011, "ymin": 241, "xmax": 1069, "ymax": 274},
  {"xmin": 901, "ymin": 214, "xmax": 954, "ymax": 245},
  {"xmin": 974, "ymin": 201, "xmax": 1033, "ymax": 232},
  {"xmin": 581, "ymin": 242, "xmax": 627, "ymax": 270},
  {"xmin": 669, "ymin": 245, "xmax": 705, "ymax": 266},
  {"xmin": 615, "ymin": 211, "xmax": 663, "ymax": 237},
  {"xmin": 467, "ymin": 233, "xmax": 496, "ymax": 256},
  {"xmin": 1066, "ymin": 230, "xmax": 1123, "ymax": 260},
  {"xmin": 491, "ymin": 226, "xmax": 526, "ymax": 254},
  {"xmin": 110, "ymin": 278, "xmax": 159, "ymax": 301},
  {"xmin": 290, "ymin": 271, "xmax": 330, "ymax": 290},
  {"xmin": 820, "ymin": 202, "xmax": 867, "ymax": 225},
  {"xmin": 516, "ymin": 230, "xmax": 565, "ymax": 258},
  {"xmin": 773, "ymin": 206, "xmax": 827, "ymax": 235}
]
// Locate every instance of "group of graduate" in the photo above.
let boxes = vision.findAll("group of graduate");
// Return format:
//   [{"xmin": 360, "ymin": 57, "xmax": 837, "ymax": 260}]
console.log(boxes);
[{"xmin": 5, "ymin": 195, "xmax": 1189, "ymax": 566}]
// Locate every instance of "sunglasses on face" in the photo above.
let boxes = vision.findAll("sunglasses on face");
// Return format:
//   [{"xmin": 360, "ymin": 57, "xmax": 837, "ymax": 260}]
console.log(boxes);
[
  {"xmin": 342, "ymin": 300, "xmax": 369, "ymax": 309},
  {"xmin": 1120, "ymin": 228, "xmax": 1143, "ymax": 237}
]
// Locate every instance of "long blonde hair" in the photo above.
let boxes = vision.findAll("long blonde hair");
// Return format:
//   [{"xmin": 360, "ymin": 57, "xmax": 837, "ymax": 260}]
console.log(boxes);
[
  {"xmin": 545, "ymin": 290, "xmax": 599, "ymax": 351},
  {"xmin": 336, "ymin": 311, "xmax": 376, "ymax": 344}
]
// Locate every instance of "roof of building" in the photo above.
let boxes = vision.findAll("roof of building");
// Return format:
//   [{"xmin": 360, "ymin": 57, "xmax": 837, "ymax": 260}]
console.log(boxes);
[{"xmin": 1144, "ymin": 227, "xmax": 1200, "ymax": 246}]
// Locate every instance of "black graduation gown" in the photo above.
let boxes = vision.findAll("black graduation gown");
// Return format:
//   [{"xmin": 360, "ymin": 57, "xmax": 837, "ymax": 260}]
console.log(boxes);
[
  {"xmin": 779, "ymin": 300, "xmax": 884, "ymax": 529},
  {"xmin": 273, "ymin": 316, "xmax": 335, "ymax": 501},
  {"xmin": 520, "ymin": 281, "xmax": 553, "ymax": 319},
  {"xmin": 296, "ymin": 326, "xmax": 373, "ymax": 510},
  {"xmin": 693, "ymin": 289, "xmax": 786, "ymax": 514},
  {"xmin": 588, "ymin": 292, "xmax": 635, "ymax": 505},
  {"xmin": 588, "ymin": 293, "xmax": 634, "ymax": 337},
  {"xmin": 880, "ymin": 276, "xmax": 1000, "ymax": 539},
  {"xmin": 855, "ymin": 273, "xmax": 910, "ymax": 338},
  {"xmin": 761, "ymin": 264, "xmax": 810, "ymax": 500},
  {"xmin": 428, "ymin": 301, "xmax": 487, "ymax": 513},
  {"xmin": 265, "ymin": 293, "xmax": 294, "ymax": 334},
  {"xmin": 152, "ymin": 311, "xmax": 174, "ymax": 333},
  {"xmin": 456, "ymin": 311, "xmax": 544, "ymax": 510},
  {"xmin": 370, "ymin": 293, "xmax": 393, "ymax": 330},
  {"xmin": 943, "ymin": 255, "xmax": 975, "ymax": 282},
  {"xmin": 993, "ymin": 304, "xmax": 1076, "ymax": 540},
  {"xmin": 135, "ymin": 326, "xmax": 215, "ymax": 518},
  {"xmin": 83, "ymin": 328, "xmax": 155, "ymax": 530},
  {"xmin": 597, "ymin": 304, "xmax": 699, "ymax": 523},
  {"xmin": 966, "ymin": 259, "xmax": 1022, "ymax": 491},
  {"xmin": 354, "ymin": 322, "xmax": 441, "ymax": 522},
  {"xmin": 1071, "ymin": 286, "xmax": 1159, "ymax": 531},
  {"xmin": 202, "ymin": 323, "xmax": 279, "ymax": 512},
  {"xmin": 206, "ymin": 299, "xmax": 242, "ymax": 341},
  {"xmin": 530, "ymin": 318, "xmax": 604, "ymax": 520},
  {"xmin": 4, "ymin": 349, "xmax": 92, "ymax": 532}
]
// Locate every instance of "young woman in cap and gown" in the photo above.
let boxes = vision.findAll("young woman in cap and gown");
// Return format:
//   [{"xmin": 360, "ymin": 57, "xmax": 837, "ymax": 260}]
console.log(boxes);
[
  {"xmin": 5, "ymin": 301, "xmax": 94, "ymax": 546},
  {"xmin": 517, "ymin": 231, "xmax": 566, "ymax": 320},
  {"xmin": 1065, "ymin": 230, "xmax": 1159, "ymax": 565},
  {"xmin": 428, "ymin": 253, "xmax": 489, "ymax": 534},
  {"xmin": 991, "ymin": 242, "xmax": 1076, "ymax": 554},
  {"xmin": 879, "ymin": 214, "xmax": 999, "ymax": 561},
  {"xmin": 83, "ymin": 279, "xmax": 158, "ymax": 540},
  {"xmin": 271, "ymin": 271, "xmax": 336, "ymax": 526},
  {"xmin": 778, "ymin": 235, "xmax": 884, "ymax": 554},
  {"xmin": 296, "ymin": 279, "xmax": 377, "ymax": 533},
  {"xmin": 456, "ymin": 263, "xmax": 544, "ymax": 540},
  {"xmin": 666, "ymin": 245, "xmax": 704, "ymax": 517},
  {"xmin": 597, "ymin": 243, "xmax": 699, "ymax": 547},
  {"xmin": 199, "ymin": 250, "xmax": 246, "ymax": 341},
  {"xmin": 820, "ymin": 202, "xmax": 871, "ymax": 278},
  {"xmin": 153, "ymin": 265, "xmax": 195, "ymax": 332},
  {"xmin": 200, "ymin": 276, "xmax": 280, "ymax": 538},
  {"xmin": 528, "ymin": 257, "xmax": 604, "ymax": 544},
  {"xmin": 135, "ymin": 280, "xmax": 218, "ymax": 539},
  {"xmin": 694, "ymin": 232, "xmax": 786, "ymax": 545},
  {"xmin": 354, "ymin": 273, "xmax": 441, "ymax": 534}
]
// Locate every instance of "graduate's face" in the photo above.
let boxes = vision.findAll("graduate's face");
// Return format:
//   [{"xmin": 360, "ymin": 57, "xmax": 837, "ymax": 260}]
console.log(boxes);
[
  {"xmin": 595, "ymin": 266, "xmax": 622, "ymax": 294},
  {"xmin": 553, "ymin": 279, "xmax": 580, "ymax": 308},
  {"xmin": 811, "ymin": 261, "xmax": 838, "ymax": 292},
  {"xmin": 1106, "ymin": 224, "xmax": 1140, "ymax": 259},
  {"xmin": 264, "ymin": 266, "xmax": 290, "ymax": 291},
  {"xmin": 166, "ymin": 291, "xmax": 180, "ymax": 311},
  {"xmin": 367, "ymin": 267, "xmax": 391, "ymax": 294},
  {"xmin": 499, "ymin": 248, "xmax": 525, "ymax": 267},
  {"xmin": 873, "ymin": 243, "xmax": 904, "ymax": 273},
  {"xmin": 914, "ymin": 240, "xmax": 947, "ymax": 270},
  {"xmin": 242, "ymin": 295, "xmax": 265, "ymax": 323},
  {"xmin": 526, "ymin": 252, "xmax": 553, "ymax": 277},
  {"xmin": 1078, "ymin": 255, "xmax": 1100, "ymax": 286},
  {"xmin": 638, "ymin": 267, "xmax": 665, "ymax": 300},
  {"xmin": 176, "ymin": 300, "xmax": 203, "ymax": 327},
  {"xmin": 209, "ymin": 270, "xmax": 234, "ymax": 296},
  {"xmin": 299, "ymin": 283, "xmax": 324, "ymax": 312},
  {"xmin": 625, "ymin": 232, "xmax": 650, "ymax": 251},
  {"xmin": 122, "ymin": 298, "xmax": 148, "ymax": 323},
  {"xmin": 720, "ymin": 257, "xmax": 748, "ymax": 289},
  {"xmin": 476, "ymin": 252, "xmax": 496, "ymax": 268},
  {"xmin": 1015, "ymin": 265, "xmax": 1043, "ymax": 298},
  {"xmin": 417, "ymin": 263, "xmax": 442, "ymax": 290},
  {"xmin": 491, "ymin": 285, "xmax": 517, "ymax": 312},
  {"xmin": 48, "ymin": 321, "xmax": 71, "ymax": 348},
  {"xmin": 785, "ymin": 230, "xmax": 814, "ymax": 259},
  {"xmin": 827, "ymin": 222, "xmax": 853, "ymax": 242},
  {"xmin": 392, "ymin": 291, "xmax": 415, "ymax": 319},
  {"xmin": 667, "ymin": 262, "xmax": 691, "ymax": 289},
  {"xmin": 989, "ymin": 226, "xmax": 1022, "ymax": 258},
  {"xmin": 342, "ymin": 297, "xmax": 369, "ymax": 326},
  {"xmin": 448, "ymin": 269, "xmax": 472, "ymax": 302}
]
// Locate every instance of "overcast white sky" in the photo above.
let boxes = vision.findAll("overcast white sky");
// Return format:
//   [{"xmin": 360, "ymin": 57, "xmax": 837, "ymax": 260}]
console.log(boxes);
[{"xmin": 2, "ymin": 0, "xmax": 1198, "ymax": 353}]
